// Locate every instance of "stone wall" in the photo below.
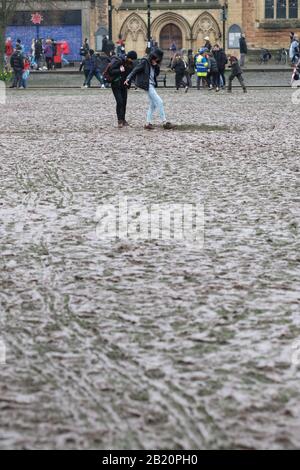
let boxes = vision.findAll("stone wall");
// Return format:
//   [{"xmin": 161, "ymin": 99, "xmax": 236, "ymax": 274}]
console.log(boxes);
[
  {"xmin": 242, "ymin": 0, "xmax": 300, "ymax": 49},
  {"xmin": 95, "ymin": 0, "xmax": 108, "ymax": 28}
]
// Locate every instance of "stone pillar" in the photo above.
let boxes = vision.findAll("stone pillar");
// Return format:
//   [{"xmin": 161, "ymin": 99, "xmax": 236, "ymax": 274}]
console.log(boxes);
[
  {"xmin": 95, "ymin": 0, "xmax": 108, "ymax": 30},
  {"xmin": 81, "ymin": 1, "xmax": 92, "ymax": 44},
  {"xmin": 242, "ymin": 0, "xmax": 256, "ymax": 46}
]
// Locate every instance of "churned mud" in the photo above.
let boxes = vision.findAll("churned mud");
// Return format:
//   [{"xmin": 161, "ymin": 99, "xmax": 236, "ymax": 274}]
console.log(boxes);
[{"xmin": 0, "ymin": 88, "xmax": 299, "ymax": 449}]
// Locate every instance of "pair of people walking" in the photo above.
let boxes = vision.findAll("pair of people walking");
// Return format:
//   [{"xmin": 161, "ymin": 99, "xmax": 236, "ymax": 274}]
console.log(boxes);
[
  {"xmin": 80, "ymin": 50, "xmax": 107, "ymax": 88},
  {"xmin": 170, "ymin": 49, "xmax": 198, "ymax": 92},
  {"xmin": 9, "ymin": 45, "xmax": 30, "ymax": 89},
  {"xmin": 108, "ymin": 48, "xmax": 173, "ymax": 130}
]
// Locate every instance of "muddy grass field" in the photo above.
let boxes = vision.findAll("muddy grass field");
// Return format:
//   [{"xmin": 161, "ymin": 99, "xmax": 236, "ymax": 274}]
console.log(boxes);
[{"xmin": 0, "ymin": 87, "xmax": 300, "ymax": 449}]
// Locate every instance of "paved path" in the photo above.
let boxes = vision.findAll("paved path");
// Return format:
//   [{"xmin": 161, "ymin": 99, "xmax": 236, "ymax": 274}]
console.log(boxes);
[{"xmin": 23, "ymin": 70, "xmax": 294, "ymax": 88}]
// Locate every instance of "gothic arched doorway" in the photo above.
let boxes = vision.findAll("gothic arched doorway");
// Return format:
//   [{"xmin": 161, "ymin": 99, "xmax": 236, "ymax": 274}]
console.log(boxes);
[{"xmin": 159, "ymin": 24, "xmax": 183, "ymax": 52}]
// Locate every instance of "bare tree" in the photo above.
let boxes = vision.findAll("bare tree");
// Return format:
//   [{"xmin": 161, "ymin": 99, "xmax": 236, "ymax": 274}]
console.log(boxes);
[{"xmin": 0, "ymin": 1, "xmax": 59, "ymax": 68}]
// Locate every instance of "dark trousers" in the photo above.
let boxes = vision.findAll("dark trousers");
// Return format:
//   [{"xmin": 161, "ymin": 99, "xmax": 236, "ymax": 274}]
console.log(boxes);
[
  {"xmin": 86, "ymin": 70, "xmax": 103, "ymax": 87},
  {"xmin": 210, "ymin": 71, "xmax": 220, "ymax": 88},
  {"xmin": 12, "ymin": 69, "xmax": 23, "ymax": 88},
  {"xmin": 83, "ymin": 70, "xmax": 91, "ymax": 86},
  {"xmin": 228, "ymin": 72, "xmax": 246, "ymax": 91},
  {"xmin": 206, "ymin": 74, "xmax": 213, "ymax": 88},
  {"xmin": 197, "ymin": 76, "xmax": 209, "ymax": 89},
  {"xmin": 219, "ymin": 68, "xmax": 226, "ymax": 87},
  {"xmin": 185, "ymin": 72, "xmax": 193, "ymax": 88},
  {"xmin": 175, "ymin": 73, "xmax": 186, "ymax": 90},
  {"xmin": 112, "ymin": 85, "xmax": 128, "ymax": 122},
  {"xmin": 35, "ymin": 54, "xmax": 42, "ymax": 69},
  {"xmin": 46, "ymin": 57, "xmax": 53, "ymax": 70}
]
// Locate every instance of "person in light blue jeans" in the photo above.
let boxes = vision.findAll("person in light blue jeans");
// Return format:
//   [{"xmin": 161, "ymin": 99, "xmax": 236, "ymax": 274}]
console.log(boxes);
[
  {"xmin": 125, "ymin": 48, "xmax": 174, "ymax": 130},
  {"xmin": 147, "ymin": 82, "xmax": 166, "ymax": 125}
]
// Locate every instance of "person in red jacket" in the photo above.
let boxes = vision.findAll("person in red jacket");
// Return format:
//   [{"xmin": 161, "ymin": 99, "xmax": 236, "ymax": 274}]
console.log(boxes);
[
  {"xmin": 21, "ymin": 57, "xmax": 31, "ymax": 89},
  {"xmin": 5, "ymin": 37, "xmax": 13, "ymax": 69},
  {"xmin": 61, "ymin": 41, "xmax": 70, "ymax": 66}
]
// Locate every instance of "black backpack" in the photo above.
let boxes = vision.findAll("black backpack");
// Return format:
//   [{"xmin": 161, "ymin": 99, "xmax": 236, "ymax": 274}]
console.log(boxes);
[{"xmin": 103, "ymin": 58, "xmax": 116, "ymax": 83}]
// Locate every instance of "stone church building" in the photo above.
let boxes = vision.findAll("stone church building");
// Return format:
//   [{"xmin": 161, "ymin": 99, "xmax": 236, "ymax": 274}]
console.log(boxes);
[
  {"xmin": 7, "ymin": 1, "xmax": 300, "ymax": 60},
  {"xmin": 113, "ymin": 0, "xmax": 300, "ymax": 57}
]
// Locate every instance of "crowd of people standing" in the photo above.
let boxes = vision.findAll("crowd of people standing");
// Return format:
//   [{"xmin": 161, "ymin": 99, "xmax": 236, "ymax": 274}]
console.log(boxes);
[
  {"xmin": 5, "ymin": 36, "xmax": 70, "ymax": 72},
  {"xmin": 4, "ymin": 36, "xmax": 71, "ymax": 88},
  {"xmin": 6, "ymin": 30, "xmax": 300, "ymax": 118},
  {"xmin": 169, "ymin": 41, "xmax": 246, "ymax": 94}
]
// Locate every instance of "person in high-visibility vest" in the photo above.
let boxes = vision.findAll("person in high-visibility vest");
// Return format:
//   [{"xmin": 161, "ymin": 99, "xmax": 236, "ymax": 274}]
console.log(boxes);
[{"xmin": 195, "ymin": 48, "xmax": 209, "ymax": 90}]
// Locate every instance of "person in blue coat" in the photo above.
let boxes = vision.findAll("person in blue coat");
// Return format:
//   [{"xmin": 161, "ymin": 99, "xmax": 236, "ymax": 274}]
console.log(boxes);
[
  {"xmin": 195, "ymin": 48, "xmax": 209, "ymax": 90},
  {"xmin": 85, "ymin": 50, "xmax": 105, "ymax": 88},
  {"xmin": 79, "ymin": 52, "xmax": 93, "ymax": 87}
]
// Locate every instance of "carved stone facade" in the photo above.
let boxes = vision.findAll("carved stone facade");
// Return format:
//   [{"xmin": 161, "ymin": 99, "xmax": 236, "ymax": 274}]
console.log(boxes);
[
  {"xmin": 112, "ymin": 0, "xmax": 300, "ymax": 56},
  {"xmin": 119, "ymin": 13, "xmax": 148, "ymax": 55},
  {"xmin": 114, "ymin": 2, "xmax": 224, "ymax": 57}
]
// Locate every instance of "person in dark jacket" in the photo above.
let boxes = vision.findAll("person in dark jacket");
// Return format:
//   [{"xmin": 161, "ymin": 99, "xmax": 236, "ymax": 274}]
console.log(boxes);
[
  {"xmin": 16, "ymin": 38, "xmax": 24, "ymax": 54},
  {"xmin": 125, "ymin": 48, "xmax": 174, "ymax": 130},
  {"xmin": 227, "ymin": 56, "xmax": 247, "ymax": 93},
  {"xmin": 80, "ymin": 38, "xmax": 89, "ymax": 57},
  {"xmin": 10, "ymin": 47, "xmax": 24, "ymax": 88},
  {"xmin": 186, "ymin": 49, "xmax": 194, "ymax": 88},
  {"xmin": 203, "ymin": 36, "xmax": 212, "ymax": 52},
  {"xmin": 206, "ymin": 52, "xmax": 220, "ymax": 91},
  {"xmin": 102, "ymin": 35, "xmax": 109, "ymax": 55},
  {"xmin": 213, "ymin": 44, "xmax": 228, "ymax": 88},
  {"xmin": 79, "ymin": 52, "xmax": 93, "ymax": 87},
  {"xmin": 108, "ymin": 50, "xmax": 137, "ymax": 128},
  {"xmin": 239, "ymin": 33, "xmax": 248, "ymax": 67},
  {"xmin": 51, "ymin": 38, "xmax": 57, "ymax": 57},
  {"xmin": 44, "ymin": 39, "xmax": 54, "ymax": 70},
  {"xmin": 102, "ymin": 36, "xmax": 115, "ymax": 57},
  {"xmin": 97, "ymin": 52, "xmax": 111, "ymax": 87},
  {"xmin": 35, "ymin": 39, "xmax": 43, "ymax": 70},
  {"xmin": 171, "ymin": 54, "xmax": 188, "ymax": 92},
  {"xmin": 168, "ymin": 41, "xmax": 177, "ymax": 67}
]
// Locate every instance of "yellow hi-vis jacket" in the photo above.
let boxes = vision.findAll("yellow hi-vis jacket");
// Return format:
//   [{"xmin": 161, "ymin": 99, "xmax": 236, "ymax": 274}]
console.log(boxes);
[{"xmin": 195, "ymin": 54, "xmax": 209, "ymax": 77}]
